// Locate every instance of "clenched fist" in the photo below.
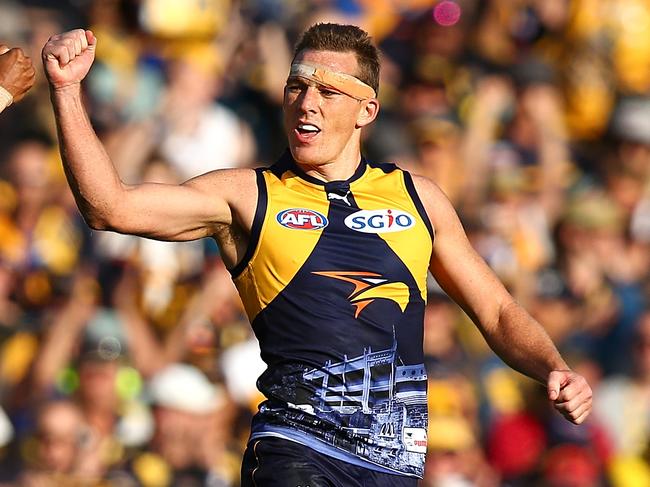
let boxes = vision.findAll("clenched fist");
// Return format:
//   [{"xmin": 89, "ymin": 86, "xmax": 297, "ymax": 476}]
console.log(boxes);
[
  {"xmin": 42, "ymin": 29, "xmax": 96, "ymax": 90},
  {"xmin": 548, "ymin": 369, "xmax": 593, "ymax": 424},
  {"xmin": 0, "ymin": 45, "xmax": 36, "ymax": 102}
]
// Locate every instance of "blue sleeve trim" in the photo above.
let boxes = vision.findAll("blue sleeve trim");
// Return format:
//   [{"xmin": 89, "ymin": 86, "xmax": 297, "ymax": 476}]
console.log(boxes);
[
  {"xmin": 403, "ymin": 171, "xmax": 434, "ymax": 242},
  {"xmin": 230, "ymin": 168, "xmax": 267, "ymax": 278}
]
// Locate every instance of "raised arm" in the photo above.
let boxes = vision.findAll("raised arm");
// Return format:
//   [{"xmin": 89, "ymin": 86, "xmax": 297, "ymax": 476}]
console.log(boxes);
[
  {"xmin": 42, "ymin": 29, "xmax": 251, "ymax": 242},
  {"xmin": 413, "ymin": 175, "xmax": 592, "ymax": 424},
  {"xmin": 0, "ymin": 44, "xmax": 35, "ymax": 113}
]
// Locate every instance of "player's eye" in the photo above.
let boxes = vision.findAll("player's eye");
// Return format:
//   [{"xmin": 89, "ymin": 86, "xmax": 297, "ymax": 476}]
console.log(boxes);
[
  {"xmin": 319, "ymin": 88, "xmax": 340, "ymax": 97},
  {"xmin": 286, "ymin": 83, "xmax": 303, "ymax": 93}
]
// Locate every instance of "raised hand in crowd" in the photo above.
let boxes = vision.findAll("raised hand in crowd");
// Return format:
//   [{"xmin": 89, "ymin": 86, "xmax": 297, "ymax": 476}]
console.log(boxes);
[{"xmin": 0, "ymin": 45, "xmax": 36, "ymax": 113}]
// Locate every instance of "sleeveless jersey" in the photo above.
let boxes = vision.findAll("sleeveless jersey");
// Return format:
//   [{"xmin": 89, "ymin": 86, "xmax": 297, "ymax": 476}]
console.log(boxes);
[{"xmin": 231, "ymin": 152, "xmax": 433, "ymax": 478}]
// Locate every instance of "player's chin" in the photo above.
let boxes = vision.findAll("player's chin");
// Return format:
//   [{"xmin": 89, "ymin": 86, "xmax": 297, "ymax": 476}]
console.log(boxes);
[{"xmin": 289, "ymin": 145, "xmax": 327, "ymax": 166}]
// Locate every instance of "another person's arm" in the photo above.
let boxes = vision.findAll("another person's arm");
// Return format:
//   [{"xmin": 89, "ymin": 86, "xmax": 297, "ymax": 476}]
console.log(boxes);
[
  {"xmin": 460, "ymin": 75, "xmax": 513, "ymax": 213},
  {"xmin": 415, "ymin": 175, "xmax": 592, "ymax": 424},
  {"xmin": 0, "ymin": 45, "xmax": 35, "ymax": 113},
  {"xmin": 42, "ymin": 29, "xmax": 251, "ymax": 242},
  {"xmin": 31, "ymin": 273, "xmax": 97, "ymax": 394}
]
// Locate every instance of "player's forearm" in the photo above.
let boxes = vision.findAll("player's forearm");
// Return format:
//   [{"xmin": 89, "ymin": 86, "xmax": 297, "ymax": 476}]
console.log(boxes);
[
  {"xmin": 51, "ymin": 85, "xmax": 125, "ymax": 230},
  {"xmin": 482, "ymin": 300, "xmax": 569, "ymax": 384}
]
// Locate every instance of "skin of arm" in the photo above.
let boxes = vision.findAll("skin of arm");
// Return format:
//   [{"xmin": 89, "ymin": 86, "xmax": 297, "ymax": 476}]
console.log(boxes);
[
  {"xmin": 0, "ymin": 45, "xmax": 36, "ymax": 112},
  {"xmin": 522, "ymin": 84, "xmax": 571, "ymax": 222},
  {"xmin": 459, "ymin": 75, "xmax": 513, "ymax": 212},
  {"xmin": 31, "ymin": 275, "xmax": 98, "ymax": 394},
  {"xmin": 42, "ymin": 29, "xmax": 256, "ymax": 248},
  {"xmin": 413, "ymin": 174, "xmax": 593, "ymax": 424}
]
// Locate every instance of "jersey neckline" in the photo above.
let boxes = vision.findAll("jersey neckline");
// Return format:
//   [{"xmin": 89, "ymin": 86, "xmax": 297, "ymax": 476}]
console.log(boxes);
[{"xmin": 282, "ymin": 149, "xmax": 368, "ymax": 187}]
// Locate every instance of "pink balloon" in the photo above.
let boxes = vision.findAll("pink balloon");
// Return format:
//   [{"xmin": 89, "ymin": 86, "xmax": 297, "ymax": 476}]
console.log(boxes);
[{"xmin": 433, "ymin": 0, "xmax": 462, "ymax": 26}]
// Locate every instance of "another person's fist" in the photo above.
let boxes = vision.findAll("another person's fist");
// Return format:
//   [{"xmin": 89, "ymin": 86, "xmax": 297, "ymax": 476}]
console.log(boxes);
[
  {"xmin": 0, "ymin": 45, "xmax": 36, "ymax": 102},
  {"xmin": 42, "ymin": 29, "xmax": 96, "ymax": 90},
  {"xmin": 547, "ymin": 369, "xmax": 593, "ymax": 424}
]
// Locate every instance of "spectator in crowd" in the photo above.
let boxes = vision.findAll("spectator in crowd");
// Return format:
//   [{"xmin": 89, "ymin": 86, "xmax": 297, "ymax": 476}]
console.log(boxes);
[
  {"xmin": 595, "ymin": 311, "xmax": 650, "ymax": 482},
  {"xmin": 16, "ymin": 399, "xmax": 97, "ymax": 485},
  {"xmin": 142, "ymin": 363, "xmax": 233, "ymax": 486}
]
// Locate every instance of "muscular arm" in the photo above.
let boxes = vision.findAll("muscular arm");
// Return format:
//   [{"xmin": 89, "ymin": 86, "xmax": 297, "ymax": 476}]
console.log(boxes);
[
  {"xmin": 414, "ymin": 175, "xmax": 592, "ymax": 423},
  {"xmin": 44, "ymin": 30, "xmax": 251, "ymax": 242}
]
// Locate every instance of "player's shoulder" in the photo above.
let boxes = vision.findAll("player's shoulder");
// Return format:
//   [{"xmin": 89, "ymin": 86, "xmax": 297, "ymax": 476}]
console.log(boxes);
[
  {"xmin": 408, "ymin": 173, "xmax": 460, "ymax": 227},
  {"xmin": 409, "ymin": 173, "xmax": 448, "ymax": 202},
  {"xmin": 366, "ymin": 160, "xmax": 452, "ymax": 212}
]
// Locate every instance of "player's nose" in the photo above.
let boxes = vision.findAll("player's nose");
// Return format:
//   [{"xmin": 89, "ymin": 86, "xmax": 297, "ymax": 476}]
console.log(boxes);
[{"xmin": 298, "ymin": 85, "xmax": 320, "ymax": 113}]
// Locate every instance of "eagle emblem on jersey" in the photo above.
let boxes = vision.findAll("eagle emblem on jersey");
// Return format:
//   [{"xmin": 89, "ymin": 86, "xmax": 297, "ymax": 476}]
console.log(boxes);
[{"xmin": 312, "ymin": 271, "xmax": 409, "ymax": 318}]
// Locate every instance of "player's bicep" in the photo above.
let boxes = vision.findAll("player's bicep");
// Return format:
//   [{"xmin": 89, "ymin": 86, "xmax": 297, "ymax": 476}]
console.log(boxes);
[
  {"xmin": 107, "ymin": 169, "xmax": 249, "ymax": 241},
  {"xmin": 116, "ymin": 182, "xmax": 227, "ymax": 240}
]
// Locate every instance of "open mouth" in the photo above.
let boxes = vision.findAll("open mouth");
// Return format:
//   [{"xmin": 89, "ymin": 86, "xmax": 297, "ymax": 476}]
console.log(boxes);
[{"xmin": 295, "ymin": 123, "xmax": 321, "ymax": 142}]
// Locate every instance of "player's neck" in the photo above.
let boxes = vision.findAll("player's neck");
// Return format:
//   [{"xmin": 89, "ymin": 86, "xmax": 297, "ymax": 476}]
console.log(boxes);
[
  {"xmin": 299, "ymin": 159, "xmax": 361, "ymax": 182},
  {"xmin": 295, "ymin": 143, "xmax": 363, "ymax": 182}
]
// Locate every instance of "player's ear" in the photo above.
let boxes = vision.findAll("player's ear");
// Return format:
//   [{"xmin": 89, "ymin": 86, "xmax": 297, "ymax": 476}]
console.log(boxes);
[{"xmin": 356, "ymin": 98, "xmax": 379, "ymax": 128}]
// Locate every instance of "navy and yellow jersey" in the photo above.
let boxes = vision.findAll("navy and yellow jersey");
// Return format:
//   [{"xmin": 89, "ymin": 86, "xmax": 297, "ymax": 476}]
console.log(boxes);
[{"xmin": 231, "ymin": 151, "xmax": 434, "ymax": 478}]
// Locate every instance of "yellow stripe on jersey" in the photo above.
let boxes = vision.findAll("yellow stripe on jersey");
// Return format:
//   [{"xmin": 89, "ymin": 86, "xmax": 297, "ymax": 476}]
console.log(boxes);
[{"xmin": 234, "ymin": 168, "xmax": 330, "ymax": 321}]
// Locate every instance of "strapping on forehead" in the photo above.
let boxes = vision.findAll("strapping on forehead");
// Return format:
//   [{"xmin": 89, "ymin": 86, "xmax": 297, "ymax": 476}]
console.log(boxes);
[{"xmin": 288, "ymin": 62, "xmax": 376, "ymax": 101}]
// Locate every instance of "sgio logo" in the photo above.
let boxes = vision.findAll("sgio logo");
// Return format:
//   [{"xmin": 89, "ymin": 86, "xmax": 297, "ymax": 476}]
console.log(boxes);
[
  {"xmin": 344, "ymin": 209, "xmax": 415, "ymax": 233},
  {"xmin": 277, "ymin": 208, "xmax": 328, "ymax": 230}
]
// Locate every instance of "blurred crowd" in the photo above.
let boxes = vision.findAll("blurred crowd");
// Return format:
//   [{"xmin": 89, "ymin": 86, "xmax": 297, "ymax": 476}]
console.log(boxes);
[{"xmin": 0, "ymin": 0, "xmax": 650, "ymax": 485}]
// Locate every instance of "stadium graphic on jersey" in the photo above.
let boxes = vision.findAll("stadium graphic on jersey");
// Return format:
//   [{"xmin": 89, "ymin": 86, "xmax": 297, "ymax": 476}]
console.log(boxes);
[
  {"xmin": 255, "ymin": 332, "xmax": 428, "ymax": 476},
  {"xmin": 232, "ymin": 152, "xmax": 434, "ymax": 478}
]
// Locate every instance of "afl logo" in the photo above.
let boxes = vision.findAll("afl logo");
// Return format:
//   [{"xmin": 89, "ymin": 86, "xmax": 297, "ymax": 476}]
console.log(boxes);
[
  {"xmin": 277, "ymin": 208, "xmax": 329, "ymax": 230},
  {"xmin": 344, "ymin": 209, "xmax": 415, "ymax": 233}
]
